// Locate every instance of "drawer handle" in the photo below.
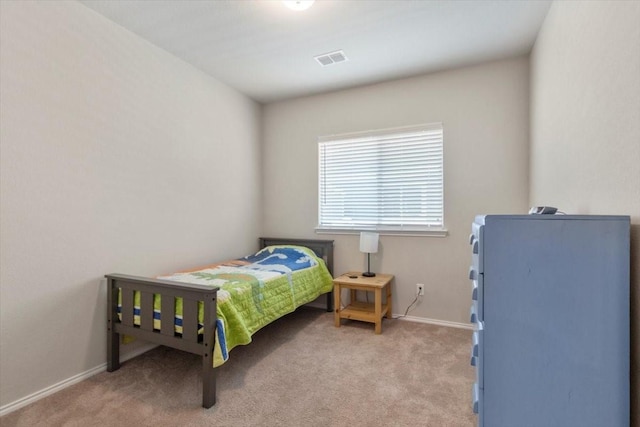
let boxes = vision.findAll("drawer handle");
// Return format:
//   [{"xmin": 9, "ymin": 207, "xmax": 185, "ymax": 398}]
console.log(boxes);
[
  {"xmin": 472, "ymin": 240, "xmax": 479, "ymax": 254},
  {"xmin": 469, "ymin": 233, "xmax": 475, "ymax": 245},
  {"xmin": 469, "ymin": 266, "xmax": 476, "ymax": 280},
  {"xmin": 472, "ymin": 331, "xmax": 479, "ymax": 356},
  {"xmin": 470, "ymin": 306, "xmax": 477, "ymax": 323}
]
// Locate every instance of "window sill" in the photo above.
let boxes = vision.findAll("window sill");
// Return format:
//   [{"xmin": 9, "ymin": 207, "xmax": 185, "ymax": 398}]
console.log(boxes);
[{"xmin": 314, "ymin": 227, "xmax": 448, "ymax": 238}]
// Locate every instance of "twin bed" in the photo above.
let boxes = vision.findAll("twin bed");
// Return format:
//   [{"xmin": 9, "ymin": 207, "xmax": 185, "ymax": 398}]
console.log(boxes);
[{"xmin": 105, "ymin": 237, "xmax": 334, "ymax": 408}]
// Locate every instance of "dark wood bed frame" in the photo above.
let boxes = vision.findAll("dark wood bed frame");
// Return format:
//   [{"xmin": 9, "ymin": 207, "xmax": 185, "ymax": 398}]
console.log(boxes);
[{"xmin": 105, "ymin": 237, "xmax": 334, "ymax": 408}]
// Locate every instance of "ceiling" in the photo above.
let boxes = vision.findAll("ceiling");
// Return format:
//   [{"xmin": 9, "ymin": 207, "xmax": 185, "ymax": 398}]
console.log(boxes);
[{"xmin": 79, "ymin": 0, "xmax": 552, "ymax": 104}]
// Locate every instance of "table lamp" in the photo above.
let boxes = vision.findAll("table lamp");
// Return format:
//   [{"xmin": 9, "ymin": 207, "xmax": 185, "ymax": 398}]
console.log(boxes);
[{"xmin": 360, "ymin": 232, "xmax": 379, "ymax": 277}]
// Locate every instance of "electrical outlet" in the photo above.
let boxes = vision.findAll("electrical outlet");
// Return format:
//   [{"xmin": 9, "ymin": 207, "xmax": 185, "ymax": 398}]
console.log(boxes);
[{"xmin": 416, "ymin": 283, "xmax": 425, "ymax": 296}]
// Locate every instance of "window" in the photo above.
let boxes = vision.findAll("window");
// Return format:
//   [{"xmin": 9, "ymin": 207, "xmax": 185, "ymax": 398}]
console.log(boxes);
[{"xmin": 317, "ymin": 123, "xmax": 444, "ymax": 235}]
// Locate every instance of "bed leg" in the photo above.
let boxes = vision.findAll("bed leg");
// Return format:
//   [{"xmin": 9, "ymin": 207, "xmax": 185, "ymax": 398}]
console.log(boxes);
[
  {"xmin": 326, "ymin": 290, "xmax": 334, "ymax": 312},
  {"xmin": 107, "ymin": 328, "xmax": 120, "ymax": 372},
  {"xmin": 106, "ymin": 276, "xmax": 120, "ymax": 372},
  {"xmin": 202, "ymin": 292, "xmax": 217, "ymax": 408},
  {"xmin": 202, "ymin": 357, "xmax": 216, "ymax": 408}
]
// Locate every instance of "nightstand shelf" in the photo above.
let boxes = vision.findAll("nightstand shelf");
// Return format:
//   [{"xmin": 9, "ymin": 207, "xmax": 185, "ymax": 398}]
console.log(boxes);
[
  {"xmin": 340, "ymin": 300, "xmax": 388, "ymax": 323},
  {"xmin": 333, "ymin": 272, "xmax": 393, "ymax": 334}
]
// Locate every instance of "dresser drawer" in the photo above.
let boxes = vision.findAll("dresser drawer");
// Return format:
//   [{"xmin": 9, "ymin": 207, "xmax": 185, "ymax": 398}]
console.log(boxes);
[
  {"xmin": 472, "ymin": 382, "xmax": 481, "ymax": 414},
  {"xmin": 470, "ymin": 275, "xmax": 484, "ymax": 322},
  {"xmin": 470, "ymin": 299, "xmax": 482, "ymax": 324},
  {"xmin": 471, "ymin": 322, "xmax": 484, "ymax": 389},
  {"xmin": 471, "ymin": 253, "xmax": 482, "ymax": 275},
  {"xmin": 470, "ymin": 346, "xmax": 484, "ymax": 388},
  {"xmin": 472, "ymin": 382, "xmax": 484, "ymax": 427},
  {"xmin": 469, "ymin": 222, "xmax": 484, "ymax": 273}
]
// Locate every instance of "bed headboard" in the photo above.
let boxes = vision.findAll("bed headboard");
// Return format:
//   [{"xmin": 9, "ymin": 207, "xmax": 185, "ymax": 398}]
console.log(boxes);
[{"xmin": 258, "ymin": 237, "xmax": 334, "ymax": 276}]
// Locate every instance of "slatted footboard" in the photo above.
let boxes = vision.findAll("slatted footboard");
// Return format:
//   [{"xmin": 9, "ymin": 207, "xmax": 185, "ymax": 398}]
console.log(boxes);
[{"xmin": 105, "ymin": 274, "xmax": 219, "ymax": 408}]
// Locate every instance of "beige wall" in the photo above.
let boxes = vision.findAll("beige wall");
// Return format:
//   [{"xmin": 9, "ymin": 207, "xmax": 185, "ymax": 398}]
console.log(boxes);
[
  {"xmin": 0, "ymin": 1, "xmax": 261, "ymax": 409},
  {"xmin": 262, "ymin": 57, "xmax": 530, "ymax": 325},
  {"xmin": 530, "ymin": 1, "xmax": 640, "ymax": 424}
]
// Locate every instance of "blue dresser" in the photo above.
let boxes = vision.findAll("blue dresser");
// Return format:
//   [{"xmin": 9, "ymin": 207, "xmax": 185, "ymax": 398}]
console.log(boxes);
[{"xmin": 468, "ymin": 215, "xmax": 630, "ymax": 427}]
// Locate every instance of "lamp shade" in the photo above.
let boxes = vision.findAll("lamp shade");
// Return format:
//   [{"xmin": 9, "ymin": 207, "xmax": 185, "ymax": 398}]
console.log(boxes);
[{"xmin": 359, "ymin": 232, "xmax": 379, "ymax": 254}]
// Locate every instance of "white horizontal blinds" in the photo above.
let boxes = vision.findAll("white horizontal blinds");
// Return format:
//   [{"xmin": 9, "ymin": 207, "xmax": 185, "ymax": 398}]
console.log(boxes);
[{"xmin": 319, "ymin": 124, "xmax": 443, "ymax": 230}]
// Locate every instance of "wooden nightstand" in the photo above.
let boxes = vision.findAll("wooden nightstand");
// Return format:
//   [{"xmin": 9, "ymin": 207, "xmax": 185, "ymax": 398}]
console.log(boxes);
[{"xmin": 333, "ymin": 272, "xmax": 393, "ymax": 334}]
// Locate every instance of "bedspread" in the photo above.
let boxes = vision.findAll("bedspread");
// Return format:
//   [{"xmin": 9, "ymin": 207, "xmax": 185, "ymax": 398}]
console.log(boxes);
[{"xmin": 121, "ymin": 245, "xmax": 333, "ymax": 366}]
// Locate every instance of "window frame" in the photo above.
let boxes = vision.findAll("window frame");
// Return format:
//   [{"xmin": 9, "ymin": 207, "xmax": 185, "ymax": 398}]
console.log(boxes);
[{"xmin": 315, "ymin": 123, "xmax": 447, "ymax": 237}]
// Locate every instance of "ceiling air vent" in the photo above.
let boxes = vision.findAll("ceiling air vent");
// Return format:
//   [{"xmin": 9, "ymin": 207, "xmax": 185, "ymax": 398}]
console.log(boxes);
[{"xmin": 314, "ymin": 50, "xmax": 348, "ymax": 67}]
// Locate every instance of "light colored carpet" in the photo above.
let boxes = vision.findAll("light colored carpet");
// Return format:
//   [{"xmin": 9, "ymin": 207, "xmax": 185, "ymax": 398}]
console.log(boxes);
[{"xmin": 1, "ymin": 309, "xmax": 475, "ymax": 426}]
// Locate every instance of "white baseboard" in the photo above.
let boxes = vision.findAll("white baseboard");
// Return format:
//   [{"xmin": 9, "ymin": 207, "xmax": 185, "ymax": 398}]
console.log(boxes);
[
  {"xmin": 392, "ymin": 313, "xmax": 474, "ymax": 330},
  {"xmin": 309, "ymin": 301, "xmax": 474, "ymax": 331},
  {"xmin": 0, "ymin": 343, "xmax": 157, "ymax": 417}
]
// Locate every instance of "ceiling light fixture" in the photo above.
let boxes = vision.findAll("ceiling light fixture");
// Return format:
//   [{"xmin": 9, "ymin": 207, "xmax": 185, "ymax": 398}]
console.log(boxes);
[{"xmin": 282, "ymin": 0, "xmax": 314, "ymax": 11}]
